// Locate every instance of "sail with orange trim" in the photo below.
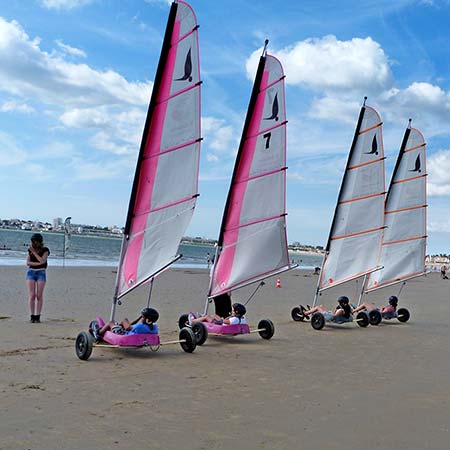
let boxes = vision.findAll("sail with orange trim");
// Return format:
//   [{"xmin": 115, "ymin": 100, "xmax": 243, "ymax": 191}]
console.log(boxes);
[
  {"xmin": 111, "ymin": 0, "xmax": 201, "ymax": 318},
  {"xmin": 366, "ymin": 123, "xmax": 427, "ymax": 292},
  {"xmin": 208, "ymin": 42, "xmax": 293, "ymax": 298},
  {"xmin": 316, "ymin": 100, "xmax": 386, "ymax": 297}
]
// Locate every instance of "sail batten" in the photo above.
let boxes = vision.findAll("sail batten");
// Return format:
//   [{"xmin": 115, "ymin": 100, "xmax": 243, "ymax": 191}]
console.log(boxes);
[
  {"xmin": 208, "ymin": 52, "xmax": 292, "ymax": 298},
  {"xmin": 114, "ymin": 0, "xmax": 201, "ymax": 302},
  {"xmin": 366, "ymin": 126, "xmax": 427, "ymax": 292},
  {"xmin": 318, "ymin": 104, "xmax": 386, "ymax": 292}
]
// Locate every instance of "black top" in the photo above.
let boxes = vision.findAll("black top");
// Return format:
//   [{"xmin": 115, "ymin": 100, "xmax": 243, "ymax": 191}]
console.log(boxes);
[
  {"xmin": 28, "ymin": 246, "xmax": 50, "ymax": 269},
  {"xmin": 213, "ymin": 293, "xmax": 232, "ymax": 318}
]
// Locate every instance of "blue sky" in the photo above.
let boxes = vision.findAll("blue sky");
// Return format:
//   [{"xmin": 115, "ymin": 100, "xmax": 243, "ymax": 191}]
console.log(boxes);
[{"xmin": 0, "ymin": 0, "xmax": 449, "ymax": 254}]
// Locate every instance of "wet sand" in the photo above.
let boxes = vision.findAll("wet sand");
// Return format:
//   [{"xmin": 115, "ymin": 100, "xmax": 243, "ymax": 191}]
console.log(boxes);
[{"xmin": 0, "ymin": 266, "xmax": 449, "ymax": 450}]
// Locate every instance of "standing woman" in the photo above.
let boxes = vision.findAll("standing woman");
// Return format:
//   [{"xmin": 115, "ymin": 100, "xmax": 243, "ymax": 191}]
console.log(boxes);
[{"xmin": 26, "ymin": 233, "xmax": 50, "ymax": 323}]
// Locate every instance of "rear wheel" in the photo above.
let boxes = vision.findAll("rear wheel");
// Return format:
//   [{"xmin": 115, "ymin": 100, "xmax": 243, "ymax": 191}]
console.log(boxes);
[
  {"xmin": 258, "ymin": 319, "xmax": 275, "ymax": 339},
  {"xmin": 369, "ymin": 309, "xmax": 382, "ymax": 326},
  {"xmin": 291, "ymin": 306, "xmax": 304, "ymax": 322},
  {"xmin": 75, "ymin": 331, "xmax": 93, "ymax": 360},
  {"xmin": 356, "ymin": 311, "xmax": 369, "ymax": 328},
  {"xmin": 311, "ymin": 312, "xmax": 325, "ymax": 330},
  {"xmin": 179, "ymin": 327, "xmax": 196, "ymax": 353},
  {"xmin": 191, "ymin": 322, "xmax": 208, "ymax": 345},
  {"xmin": 397, "ymin": 308, "xmax": 410, "ymax": 323},
  {"xmin": 178, "ymin": 314, "xmax": 189, "ymax": 330}
]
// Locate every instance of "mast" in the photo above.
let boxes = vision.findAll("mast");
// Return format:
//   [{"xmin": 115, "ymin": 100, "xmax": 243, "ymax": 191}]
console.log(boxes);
[
  {"xmin": 208, "ymin": 41, "xmax": 293, "ymax": 298},
  {"xmin": 111, "ymin": 0, "xmax": 202, "ymax": 319}
]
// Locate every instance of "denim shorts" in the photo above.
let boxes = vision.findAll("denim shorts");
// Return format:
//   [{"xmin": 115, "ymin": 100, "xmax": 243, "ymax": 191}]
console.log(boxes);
[{"xmin": 26, "ymin": 268, "xmax": 46, "ymax": 282}]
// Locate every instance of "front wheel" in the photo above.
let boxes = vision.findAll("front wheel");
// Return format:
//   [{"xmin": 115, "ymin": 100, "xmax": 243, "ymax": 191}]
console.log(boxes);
[
  {"xmin": 311, "ymin": 312, "xmax": 325, "ymax": 330},
  {"xmin": 397, "ymin": 308, "xmax": 410, "ymax": 323},
  {"xmin": 192, "ymin": 322, "xmax": 208, "ymax": 345},
  {"xmin": 178, "ymin": 314, "xmax": 189, "ymax": 330},
  {"xmin": 179, "ymin": 327, "xmax": 197, "ymax": 353},
  {"xmin": 369, "ymin": 309, "xmax": 382, "ymax": 326},
  {"xmin": 75, "ymin": 331, "xmax": 93, "ymax": 360},
  {"xmin": 258, "ymin": 319, "xmax": 275, "ymax": 339},
  {"xmin": 356, "ymin": 311, "xmax": 369, "ymax": 328},
  {"xmin": 291, "ymin": 306, "xmax": 304, "ymax": 322}
]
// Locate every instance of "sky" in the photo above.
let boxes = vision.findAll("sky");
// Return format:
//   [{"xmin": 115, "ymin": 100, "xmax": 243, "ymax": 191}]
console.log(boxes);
[{"xmin": 0, "ymin": 0, "xmax": 449, "ymax": 254}]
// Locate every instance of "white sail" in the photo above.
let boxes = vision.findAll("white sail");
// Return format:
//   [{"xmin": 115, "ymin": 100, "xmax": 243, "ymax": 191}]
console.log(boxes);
[
  {"xmin": 318, "ymin": 103, "xmax": 386, "ymax": 292},
  {"xmin": 115, "ymin": 0, "xmax": 201, "ymax": 301},
  {"xmin": 208, "ymin": 48, "xmax": 292, "ymax": 298},
  {"xmin": 366, "ymin": 125, "xmax": 427, "ymax": 291}
]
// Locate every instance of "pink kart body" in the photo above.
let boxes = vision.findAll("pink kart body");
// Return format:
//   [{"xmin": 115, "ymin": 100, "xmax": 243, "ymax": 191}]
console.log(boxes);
[
  {"xmin": 203, "ymin": 322, "xmax": 250, "ymax": 335},
  {"xmin": 97, "ymin": 316, "xmax": 160, "ymax": 347}
]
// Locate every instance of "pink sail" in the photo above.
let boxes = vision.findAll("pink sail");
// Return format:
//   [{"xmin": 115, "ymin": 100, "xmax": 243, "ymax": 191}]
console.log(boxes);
[
  {"xmin": 208, "ymin": 50, "xmax": 292, "ymax": 298},
  {"xmin": 116, "ymin": 1, "xmax": 201, "ymax": 299}
]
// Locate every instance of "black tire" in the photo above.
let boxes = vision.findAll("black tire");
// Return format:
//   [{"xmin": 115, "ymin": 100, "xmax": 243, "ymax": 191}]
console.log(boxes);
[
  {"xmin": 179, "ymin": 327, "xmax": 196, "ymax": 353},
  {"xmin": 369, "ymin": 309, "xmax": 382, "ymax": 326},
  {"xmin": 397, "ymin": 308, "xmax": 410, "ymax": 323},
  {"xmin": 258, "ymin": 319, "xmax": 275, "ymax": 340},
  {"xmin": 311, "ymin": 312, "xmax": 325, "ymax": 330},
  {"xmin": 75, "ymin": 331, "xmax": 93, "ymax": 360},
  {"xmin": 291, "ymin": 306, "xmax": 304, "ymax": 322},
  {"xmin": 191, "ymin": 322, "xmax": 208, "ymax": 345},
  {"xmin": 356, "ymin": 311, "xmax": 369, "ymax": 328},
  {"xmin": 178, "ymin": 313, "xmax": 189, "ymax": 330}
]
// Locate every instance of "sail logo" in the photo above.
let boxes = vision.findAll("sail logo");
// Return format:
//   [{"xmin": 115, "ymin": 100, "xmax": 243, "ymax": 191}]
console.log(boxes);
[
  {"xmin": 264, "ymin": 92, "xmax": 279, "ymax": 122},
  {"xmin": 409, "ymin": 154, "xmax": 421, "ymax": 173},
  {"xmin": 175, "ymin": 48, "xmax": 193, "ymax": 82},
  {"xmin": 364, "ymin": 135, "xmax": 379, "ymax": 155}
]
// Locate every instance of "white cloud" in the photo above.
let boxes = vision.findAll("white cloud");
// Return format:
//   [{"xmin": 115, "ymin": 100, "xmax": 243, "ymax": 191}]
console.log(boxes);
[
  {"xmin": 0, "ymin": 132, "xmax": 28, "ymax": 166},
  {"xmin": 206, "ymin": 153, "xmax": 219, "ymax": 163},
  {"xmin": 40, "ymin": 0, "xmax": 94, "ymax": 10},
  {"xmin": 427, "ymin": 150, "xmax": 450, "ymax": 196},
  {"xmin": 55, "ymin": 39, "xmax": 86, "ymax": 58},
  {"xmin": 246, "ymin": 35, "xmax": 393, "ymax": 94},
  {"xmin": 308, "ymin": 97, "xmax": 361, "ymax": 124},
  {"xmin": 0, "ymin": 17, "xmax": 151, "ymax": 107},
  {"xmin": 202, "ymin": 117, "xmax": 236, "ymax": 153},
  {"xmin": 0, "ymin": 100, "xmax": 35, "ymax": 113}
]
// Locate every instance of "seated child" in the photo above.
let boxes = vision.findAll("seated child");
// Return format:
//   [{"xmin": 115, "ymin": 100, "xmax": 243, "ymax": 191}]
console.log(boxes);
[
  {"xmin": 92, "ymin": 307, "xmax": 159, "ymax": 340},
  {"xmin": 190, "ymin": 302, "xmax": 247, "ymax": 326},
  {"xmin": 301, "ymin": 296, "xmax": 353, "ymax": 323},
  {"xmin": 352, "ymin": 295, "xmax": 398, "ymax": 319}
]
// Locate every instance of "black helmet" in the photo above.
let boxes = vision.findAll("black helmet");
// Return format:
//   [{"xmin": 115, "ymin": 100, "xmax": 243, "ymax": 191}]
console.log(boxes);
[
  {"xmin": 388, "ymin": 296, "xmax": 398, "ymax": 307},
  {"xmin": 338, "ymin": 296, "xmax": 349, "ymax": 306},
  {"xmin": 141, "ymin": 307, "xmax": 159, "ymax": 323},
  {"xmin": 31, "ymin": 233, "xmax": 43, "ymax": 243},
  {"xmin": 232, "ymin": 303, "xmax": 246, "ymax": 318}
]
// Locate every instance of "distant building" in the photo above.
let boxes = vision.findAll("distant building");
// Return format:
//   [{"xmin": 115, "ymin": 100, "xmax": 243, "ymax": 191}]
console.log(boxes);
[{"xmin": 53, "ymin": 217, "xmax": 63, "ymax": 229}]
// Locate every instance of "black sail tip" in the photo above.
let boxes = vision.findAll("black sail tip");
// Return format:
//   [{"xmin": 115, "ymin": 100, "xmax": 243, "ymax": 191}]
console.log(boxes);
[
  {"xmin": 262, "ymin": 39, "xmax": 269, "ymax": 56},
  {"xmin": 363, "ymin": 96, "xmax": 367, "ymax": 106},
  {"xmin": 408, "ymin": 118, "xmax": 412, "ymax": 128}
]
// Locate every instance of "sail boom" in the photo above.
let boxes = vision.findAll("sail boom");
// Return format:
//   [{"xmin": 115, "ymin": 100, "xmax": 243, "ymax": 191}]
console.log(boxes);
[
  {"xmin": 232, "ymin": 166, "xmax": 287, "ymax": 186},
  {"xmin": 339, "ymin": 191, "xmax": 385, "ymax": 205},
  {"xmin": 331, "ymin": 226, "xmax": 384, "ymax": 241},
  {"xmin": 365, "ymin": 271, "xmax": 426, "ymax": 293},
  {"xmin": 359, "ymin": 121, "xmax": 382, "ymax": 135},
  {"xmin": 247, "ymin": 120, "xmax": 287, "ymax": 140},
  {"xmin": 319, "ymin": 266, "xmax": 382, "ymax": 293},
  {"xmin": 386, "ymin": 204, "xmax": 426, "ymax": 215},
  {"xmin": 210, "ymin": 264, "xmax": 294, "ymax": 299},
  {"xmin": 117, "ymin": 254, "xmax": 182, "ymax": 299},
  {"xmin": 131, "ymin": 193, "xmax": 198, "ymax": 219},
  {"xmin": 382, "ymin": 235, "xmax": 426, "ymax": 246},
  {"xmin": 392, "ymin": 174, "xmax": 427, "ymax": 185},
  {"xmin": 224, "ymin": 213, "xmax": 287, "ymax": 234},
  {"xmin": 143, "ymin": 137, "xmax": 202, "ymax": 161}
]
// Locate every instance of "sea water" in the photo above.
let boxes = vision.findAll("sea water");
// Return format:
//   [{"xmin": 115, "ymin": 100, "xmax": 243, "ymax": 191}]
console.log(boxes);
[{"xmin": 0, "ymin": 229, "xmax": 323, "ymax": 269}]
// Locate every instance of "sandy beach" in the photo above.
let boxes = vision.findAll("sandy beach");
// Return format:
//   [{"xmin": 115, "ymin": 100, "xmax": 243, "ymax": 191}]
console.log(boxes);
[{"xmin": 0, "ymin": 266, "xmax": 449, "ymax": 450}]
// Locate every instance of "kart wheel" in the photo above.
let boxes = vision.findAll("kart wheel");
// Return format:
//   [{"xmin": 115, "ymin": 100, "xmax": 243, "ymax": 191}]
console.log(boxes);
[
  {"xmin": 258, "ymin": 319, "xmax": 275, "ymax": 339},
  {"xmin": 356, "ymin": 311, "xmax": 369, "ymax": 328},
  {"xmin": 311, "ymin": 312, "xmax": 325, "ymax": 330},
  {"xmin": 191, "ymin": 322, "xmax": 208, "ymax": 346},
  {"xmin": 397, "ymin": 308, "xmax": 410, "ymax": 323},
  {"xmin": 75, "ymin": 331, "xmax": 93, "ymax": 360},
  {"xmin": 291, "ymin": 306, "xmax": 304, "ymax": 322},
  {"xmin": 369, "ymin": 309, "xmax": 382, "ymax": 326},
  {"xmin": 178, "ymin": 313, "xmax": 189, "ymax": 330},
  {"xmin": 179, "ymin": 327, "xmax": 196, "ymax": 353}
]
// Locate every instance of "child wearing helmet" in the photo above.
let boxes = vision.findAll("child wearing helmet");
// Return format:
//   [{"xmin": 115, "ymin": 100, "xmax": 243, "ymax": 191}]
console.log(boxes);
[
  {"xmin": 301, "ymin": 296, "xmax": 353, "ymax": 323},
  {"xmin": 93, "ymin": 308, "xmax": 159, "ymax": 340},
  {"xmin": 352, "ymin": 295, "xmax": 398, "ymax": 319},
  {"xmin": 190, "ymin": 302, "xmax": 247, "ymax": 325}
]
